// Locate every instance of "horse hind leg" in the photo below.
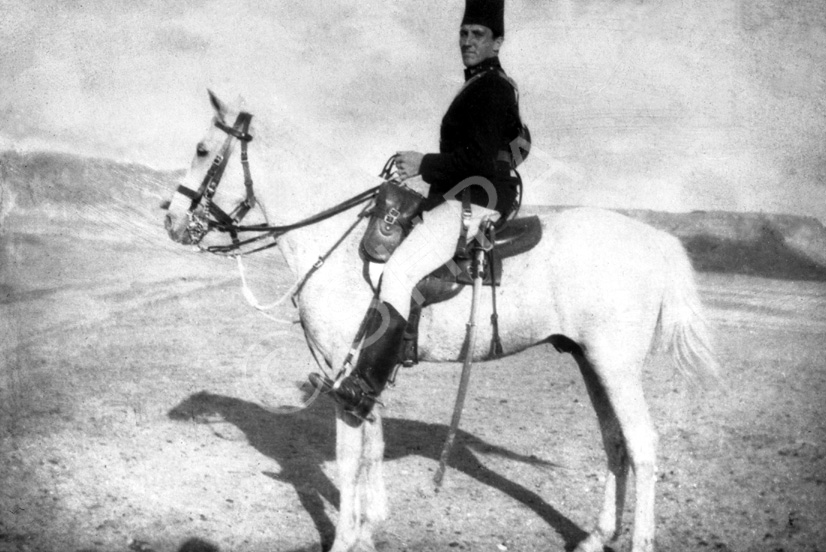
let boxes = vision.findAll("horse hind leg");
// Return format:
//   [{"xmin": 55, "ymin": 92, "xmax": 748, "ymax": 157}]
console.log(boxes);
[
  {"xmin": 573, "ymin": 346, "xmax": 658, "ymax": 552},
  {"xmin": 571, "ymin": 352, "xmax": 630, "ymax": 552},
  {"xmin": 609, "ymin": 379, "xmax": 657, "ymax": 552}
]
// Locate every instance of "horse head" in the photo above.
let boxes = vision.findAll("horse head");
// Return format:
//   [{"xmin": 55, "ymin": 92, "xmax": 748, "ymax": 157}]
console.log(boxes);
[{"xmin": 164, "ymin": 90, "xmax": 257, "ymax": 247}]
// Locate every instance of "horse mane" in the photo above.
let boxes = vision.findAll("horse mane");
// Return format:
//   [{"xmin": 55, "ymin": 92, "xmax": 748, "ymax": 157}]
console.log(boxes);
[{"xmin": 221, "ymin": 96, "xmax": 377, "ymax": 218}]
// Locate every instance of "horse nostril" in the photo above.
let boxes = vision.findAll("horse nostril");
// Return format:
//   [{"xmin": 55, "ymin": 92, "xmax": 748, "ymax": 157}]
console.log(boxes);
[
  {"xmin": 164, "ymin": 212, "xmax": 173, "ymax": 232},
  {"xmin": 159, "ymin": 199, "xmax": 171, "ymax": 210}
]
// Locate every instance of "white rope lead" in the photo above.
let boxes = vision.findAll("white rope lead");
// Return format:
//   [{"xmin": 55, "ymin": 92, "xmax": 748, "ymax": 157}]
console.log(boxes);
[{"xmin": 235, "ymin": 255, "xmax": 301, "ymax": 324}]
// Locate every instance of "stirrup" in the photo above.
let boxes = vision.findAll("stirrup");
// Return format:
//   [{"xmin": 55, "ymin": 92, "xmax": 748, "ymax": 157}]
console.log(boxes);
[{"xmin": 308, "ymin": 373, "xmax": 379, "ymax": 423}]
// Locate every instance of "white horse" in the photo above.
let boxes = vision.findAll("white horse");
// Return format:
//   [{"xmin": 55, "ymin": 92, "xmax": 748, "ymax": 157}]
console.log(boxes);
[{"xmin": 164, "ymin": 92, "xmax": 719, "ymax": 552}]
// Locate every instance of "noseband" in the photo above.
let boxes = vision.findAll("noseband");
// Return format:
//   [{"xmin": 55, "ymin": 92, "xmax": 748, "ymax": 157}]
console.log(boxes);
[{"xmin": 176, "ymin": 111, "xmax": 256, "ymax": 245}]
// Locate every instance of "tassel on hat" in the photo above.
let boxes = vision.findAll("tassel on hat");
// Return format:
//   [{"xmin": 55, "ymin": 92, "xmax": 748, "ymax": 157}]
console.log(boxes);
[{"xmin": 461, "ymin": 0, "xmax": 505, "ymax": 38}]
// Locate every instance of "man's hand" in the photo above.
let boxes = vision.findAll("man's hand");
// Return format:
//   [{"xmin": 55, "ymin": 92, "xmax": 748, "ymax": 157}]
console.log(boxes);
[{"xmin": 395, "ymin": 151, "xmax": 424, "ymax": 181}]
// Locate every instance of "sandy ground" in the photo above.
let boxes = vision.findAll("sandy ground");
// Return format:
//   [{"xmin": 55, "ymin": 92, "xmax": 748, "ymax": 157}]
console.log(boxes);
[{"xmin": 1, "ymin": 212, "xmax": 825, "ymax": 552}]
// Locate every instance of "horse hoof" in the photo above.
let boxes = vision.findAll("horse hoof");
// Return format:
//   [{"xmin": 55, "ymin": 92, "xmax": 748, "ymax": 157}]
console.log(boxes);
[
  {"xmin": 573, "ymin": 534, "xmax": 605, "ymax": 552},
  {"xmin": 328, "ymin": 540, "xmax": 376, "ymax": 552}
]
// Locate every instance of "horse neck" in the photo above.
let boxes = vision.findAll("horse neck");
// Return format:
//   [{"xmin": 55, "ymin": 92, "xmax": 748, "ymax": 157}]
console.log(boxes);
[
  {"xmin": 276, "ymin": 211, "xmax": 376, "ymax": 364},
  {"xmin": 276, "ymin": 218, "xmax": 363, "ymax": 282},
  {"xmin": 240, "ymin": 111, "xmax": 375, "ymax": 286},
  {"xmin": 235, "ymin": 110, "xmax": 385, "ymax": 362},
  {"xmin": 249, "ymin": 108, "xmax": 380, "ymax": 213}
]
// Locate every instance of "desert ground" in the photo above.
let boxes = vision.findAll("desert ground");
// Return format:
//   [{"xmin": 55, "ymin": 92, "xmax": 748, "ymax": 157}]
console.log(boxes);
[{"xmin": 1, "ymin": 153, "xmax": 825, "ymax": 552}]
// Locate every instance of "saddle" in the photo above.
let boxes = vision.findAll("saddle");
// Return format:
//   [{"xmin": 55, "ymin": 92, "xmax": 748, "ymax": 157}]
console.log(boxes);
[
  {"xmin": 415, "ymin": 215, "xmax": 542, "ymax": 297},
  {"xmin": 361, "ymin": 181, "xmax": 543, "ymax": 364}
]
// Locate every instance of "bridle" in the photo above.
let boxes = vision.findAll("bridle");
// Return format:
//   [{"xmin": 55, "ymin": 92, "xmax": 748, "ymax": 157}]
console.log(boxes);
[
  {"xmin": 176, "ymin": 111, "xmax": 257, "ymax": 247},
  {"xmin": 175, "ymin": 110, "xmax": 381, "ymax": 255}
]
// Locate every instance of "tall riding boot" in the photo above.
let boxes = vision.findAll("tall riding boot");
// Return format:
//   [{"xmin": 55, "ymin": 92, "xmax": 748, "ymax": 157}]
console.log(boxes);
[{"xmin": 309, "ymin": 301, "xmax": 407, "ymax": 421}]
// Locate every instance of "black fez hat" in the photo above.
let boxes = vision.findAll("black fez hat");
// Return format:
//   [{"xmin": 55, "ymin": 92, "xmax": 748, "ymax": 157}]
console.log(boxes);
[{"xmin": 461, "ymin": 0, "xmax": 505, "ymax": 38}]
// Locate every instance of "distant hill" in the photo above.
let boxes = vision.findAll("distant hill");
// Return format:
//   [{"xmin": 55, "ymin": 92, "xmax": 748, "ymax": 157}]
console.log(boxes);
[
  {"xmin": 0, "ymin": 150, "xmax": 176, "ymax": 215},
  {"xmin": 621, "ymin": 209, "xmax": 826, "ymax": 281},
  {"xmin": 3, "ymin": 150, "xmax": 826, "ymax": 281},
  {"xmin": 0, "ymin": 150, "xmax": 180, "ymax": 244},
  {"xmin": 525, "ymin": 205, "xmax": 826, "ymax": 282}
]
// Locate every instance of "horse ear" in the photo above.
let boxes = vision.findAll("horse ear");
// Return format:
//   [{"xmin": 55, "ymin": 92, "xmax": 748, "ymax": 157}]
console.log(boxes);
[{"xmin": 207, "ymin": 89, "xmax": 227, "ymax": 120}]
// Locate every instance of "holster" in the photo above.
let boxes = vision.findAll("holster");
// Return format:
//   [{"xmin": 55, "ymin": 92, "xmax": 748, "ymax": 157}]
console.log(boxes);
[{"xmin": 361, "ymin": 181, "xmax": 424, "ymax": 263}]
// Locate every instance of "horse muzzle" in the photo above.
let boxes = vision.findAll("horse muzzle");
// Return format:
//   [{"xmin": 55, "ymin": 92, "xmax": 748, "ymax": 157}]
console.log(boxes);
[{"xmin": 165, "ymin": 210, "xmax": 206, "ymax": 245}]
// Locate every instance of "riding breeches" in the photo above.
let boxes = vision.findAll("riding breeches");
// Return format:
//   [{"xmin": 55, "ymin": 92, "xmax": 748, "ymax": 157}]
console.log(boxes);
[{"xmin": 380, "ymin": 199, "xmax": 501, "ymax": 319}]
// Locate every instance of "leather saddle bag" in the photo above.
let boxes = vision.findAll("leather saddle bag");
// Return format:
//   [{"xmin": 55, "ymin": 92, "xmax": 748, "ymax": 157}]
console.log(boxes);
[{"xmin": 361, "ymin": 181, "xmax": 424, "ymax": 263}]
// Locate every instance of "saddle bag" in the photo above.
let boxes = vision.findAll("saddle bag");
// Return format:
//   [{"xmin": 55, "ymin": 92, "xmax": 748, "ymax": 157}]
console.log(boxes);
[{"xmin": 361, "ymin": 181, "xmax": 424, "ymax": 263}]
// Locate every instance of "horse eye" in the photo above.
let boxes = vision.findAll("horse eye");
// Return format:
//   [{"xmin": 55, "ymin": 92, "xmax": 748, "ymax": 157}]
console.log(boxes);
[{"xmin": 196, "ymin": 144, "xmax": 209, "ymax": 157}]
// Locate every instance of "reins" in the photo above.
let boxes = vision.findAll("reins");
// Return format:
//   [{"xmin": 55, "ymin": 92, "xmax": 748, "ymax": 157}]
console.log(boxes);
[{"xmin": 203, "ymin": 184, "xmax": 380, "ymax": 255}]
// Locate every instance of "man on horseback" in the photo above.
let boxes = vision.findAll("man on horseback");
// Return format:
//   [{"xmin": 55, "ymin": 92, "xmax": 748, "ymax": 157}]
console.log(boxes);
[{"xmin": 311, "ymin": 0, "xmax": 526, "ymax": 422}]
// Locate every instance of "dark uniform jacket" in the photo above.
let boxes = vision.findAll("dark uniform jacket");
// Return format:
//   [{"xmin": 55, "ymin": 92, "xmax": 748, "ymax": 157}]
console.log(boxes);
[{"xmin": 419, "ymin": 56, "xmax": 522, "ymax": 218}]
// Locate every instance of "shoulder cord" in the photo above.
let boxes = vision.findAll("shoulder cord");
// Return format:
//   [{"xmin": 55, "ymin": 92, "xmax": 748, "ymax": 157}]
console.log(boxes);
[
  {"xmin": 234, "ymin": 256, "xmax": 300, "ymax": 324},
  {"xmin": 234, "ymin": 201, "xmax": 372, "ymax": 323},
  {"xmin": 461, "ymin": 67, "xmax": 520, "ymax": 102}
]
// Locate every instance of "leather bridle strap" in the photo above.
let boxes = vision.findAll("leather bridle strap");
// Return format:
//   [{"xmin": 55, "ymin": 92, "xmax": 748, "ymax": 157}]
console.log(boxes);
[
  {"xmin": 175, "ymin": 111, "xmax": 255, "ymax": 227},
  {"xmin": 216, "ymin": 114, "xmax": 256, "ymax": 223}
]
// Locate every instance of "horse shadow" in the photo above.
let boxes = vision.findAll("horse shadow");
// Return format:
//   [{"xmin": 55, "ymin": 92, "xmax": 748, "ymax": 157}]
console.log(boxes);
[{"xmin": 168, "ymin": 391, "xmax": 589, "ymax": 551}]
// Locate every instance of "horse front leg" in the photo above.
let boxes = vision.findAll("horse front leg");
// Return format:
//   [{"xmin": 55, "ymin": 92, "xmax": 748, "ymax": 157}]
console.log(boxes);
[
  {"xmin": 331, "ymin": 411, "xmax": 368, "ymax": 552},
  {"xmin": 330, "ymin": 409, "xmax": 387, "ymax": 552},
  {"xmin": 358, "ymin": 411, "xmax": 388, "ymax": 542}
]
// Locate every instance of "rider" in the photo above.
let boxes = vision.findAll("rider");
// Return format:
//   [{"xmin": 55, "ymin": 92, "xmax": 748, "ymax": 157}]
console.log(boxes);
[{"xmin": 311, "ymin": 0, "xmax": 525, "ymax": 422}]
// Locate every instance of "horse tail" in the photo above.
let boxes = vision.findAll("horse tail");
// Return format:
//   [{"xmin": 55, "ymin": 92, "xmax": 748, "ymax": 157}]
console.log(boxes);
[{"xmin": 653, "ymin": 232, "xmax": 722, "ymax": 387}]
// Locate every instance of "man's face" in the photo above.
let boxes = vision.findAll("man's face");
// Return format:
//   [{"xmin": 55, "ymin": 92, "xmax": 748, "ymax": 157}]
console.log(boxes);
[{"xmin": 459, "ymin": 24, "xmax": 503, "ymax": 68}]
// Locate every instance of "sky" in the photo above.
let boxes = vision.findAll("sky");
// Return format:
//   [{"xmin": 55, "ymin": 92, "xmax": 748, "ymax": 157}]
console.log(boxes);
[{"xmin": 2, "ymin": 0, "xmax": 825, "ymax": 220}]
